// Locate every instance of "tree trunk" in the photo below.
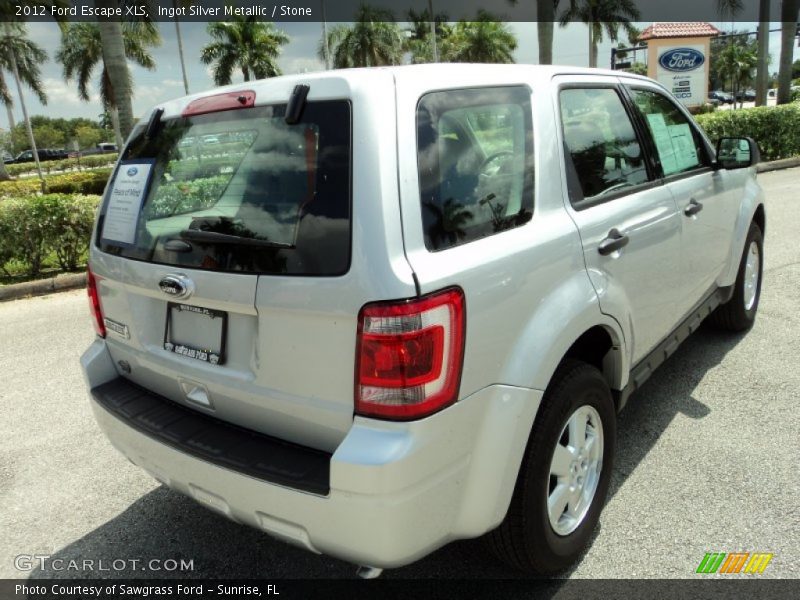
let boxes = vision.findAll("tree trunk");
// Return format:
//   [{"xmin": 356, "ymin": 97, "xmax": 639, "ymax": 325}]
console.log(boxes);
[
  {"xmin": 755, "ymin": 0, "xmax": 770, "ymax": 106},
  {"xmin": 0, "ymin": 161, "xmax": 9, "ymax": 182},
  {"xmin": 777, "ymin": 0, "xmax": 799, "ymax": 104},
  {"xmin": 0, "ymin": 70, "xmax": 16, "ymax": 131},
  {"xmin": 174, "ymin": 3, "xmax": 190, "ymax": 95},
  {"xmin": 109, "ymin": 105, "xmax": 123, "ymax": 149},
  {"xmin": 537, "ymin": 0, "xmax": 554, "ymax": 65},
  {"xmin": 588, "ymin": 24, "xmax": 598, "ymax": 68},
  {"xmin": 97, "ymin": 10, "xmax": 135, "ymax": 141}
]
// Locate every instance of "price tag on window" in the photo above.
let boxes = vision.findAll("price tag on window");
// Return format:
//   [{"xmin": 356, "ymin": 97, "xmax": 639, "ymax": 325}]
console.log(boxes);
[{"xmin": 101, "ymin": 160, "xmax": 154, "ymax": 245}]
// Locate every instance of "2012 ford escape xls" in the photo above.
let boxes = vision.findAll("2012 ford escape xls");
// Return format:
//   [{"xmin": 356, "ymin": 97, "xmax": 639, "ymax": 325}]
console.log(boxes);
[{"xmin": 81, "ymin": 65, "xmax": 765, "ymax": 576}]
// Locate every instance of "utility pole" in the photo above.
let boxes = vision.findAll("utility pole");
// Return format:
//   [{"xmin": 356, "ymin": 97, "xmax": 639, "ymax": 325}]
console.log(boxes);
[{"xmin": 755, "ymin": 0, "xmax": 770, "ymax": 106}]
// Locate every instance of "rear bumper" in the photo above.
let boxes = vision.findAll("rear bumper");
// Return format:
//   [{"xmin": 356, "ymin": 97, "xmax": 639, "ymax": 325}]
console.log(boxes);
[{"xmin": 81, "ymin": 339, "xmax": 542, "ymax": 568}]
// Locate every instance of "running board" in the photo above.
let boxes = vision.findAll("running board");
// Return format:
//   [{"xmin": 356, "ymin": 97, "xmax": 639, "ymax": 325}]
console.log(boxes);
[{"xmin": 614, "ymin": 285, "xmax": 733, "ymax": 412}]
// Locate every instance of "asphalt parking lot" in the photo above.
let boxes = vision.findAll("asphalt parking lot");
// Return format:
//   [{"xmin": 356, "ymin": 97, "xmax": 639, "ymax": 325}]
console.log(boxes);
[{"xmin": 1, "ymin": 168, "xmax": 798, "ymax": 581}]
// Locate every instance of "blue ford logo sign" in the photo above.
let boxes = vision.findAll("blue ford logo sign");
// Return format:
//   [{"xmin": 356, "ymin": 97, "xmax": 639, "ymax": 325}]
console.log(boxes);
[
  {"xmin": 659, "ymin": 48, "xmax": 704, "ymax": 72},
  {"xmin": 126, "ymin": 167, "xmax": 138, "ymax": 177}
]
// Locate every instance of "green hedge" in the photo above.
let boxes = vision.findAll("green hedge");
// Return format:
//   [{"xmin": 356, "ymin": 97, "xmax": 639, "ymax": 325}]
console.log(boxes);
[
  {"xmin": 0, "ymin": 168, "xmax": 112, "ymax": 197},
  {"xmin": 696, "ymin": 103, "xmax": 800, "ymax": 162},
  {"xmin": 5, "ymin": 153, "xmax": 118, "ymax": 177},
  {"xmin": 0, "ymin": 194, "xmax": 100, "ymax": 276}
]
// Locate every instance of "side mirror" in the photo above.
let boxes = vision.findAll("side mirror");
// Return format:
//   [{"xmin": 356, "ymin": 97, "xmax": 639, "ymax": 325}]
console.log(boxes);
[{"xmin": 716, "ymin": 136, "xmax": 760, "ymax": 169}]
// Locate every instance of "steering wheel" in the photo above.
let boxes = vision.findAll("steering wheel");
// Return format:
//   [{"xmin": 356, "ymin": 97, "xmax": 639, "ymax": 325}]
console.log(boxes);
[{"xmin": 480, "ymin": 150, "xmax": 515, "ymax": 176}]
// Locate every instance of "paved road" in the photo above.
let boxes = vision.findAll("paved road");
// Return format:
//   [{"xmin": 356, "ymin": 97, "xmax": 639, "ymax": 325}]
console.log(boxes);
[{"xmin": 1, "ymin": 168, "xmax": 798, "ymax": 580}]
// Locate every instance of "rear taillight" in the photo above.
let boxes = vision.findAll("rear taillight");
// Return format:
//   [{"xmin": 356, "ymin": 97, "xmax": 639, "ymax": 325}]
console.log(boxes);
[
  {"xmin": 356, "ymin": 288, "xmax": 465, "ymax": 420},
  {"xmin": 87, "ymin": 268, "xmax": 106, "ymax": 338}
]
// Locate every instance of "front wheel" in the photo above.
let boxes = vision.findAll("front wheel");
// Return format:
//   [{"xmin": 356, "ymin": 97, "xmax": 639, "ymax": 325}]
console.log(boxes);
[
  {"xmin": 486, "ymin": 359, "xmax": 616, "ymax": 574},
  {"xmin": 709, "ymin": 221, "xmax": 763, "ymax": 332}
]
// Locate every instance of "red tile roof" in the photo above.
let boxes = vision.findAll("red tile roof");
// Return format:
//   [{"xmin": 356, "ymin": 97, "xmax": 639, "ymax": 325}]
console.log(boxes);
[{"xmin": 639, "ymin": 22, "xmax": 721, "ymax": 40}]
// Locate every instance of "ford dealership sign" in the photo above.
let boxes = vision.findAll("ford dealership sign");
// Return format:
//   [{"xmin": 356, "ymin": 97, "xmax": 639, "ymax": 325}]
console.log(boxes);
[{"xmin": 658, "ymin": 48, "xmax": 705, "ymax": 72}]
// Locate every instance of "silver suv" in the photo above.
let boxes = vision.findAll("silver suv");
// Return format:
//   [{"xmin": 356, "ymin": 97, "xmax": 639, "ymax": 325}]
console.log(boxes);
[{"xmin": 81, "ymin": 65, "xmax": 765, "ymax": 575}]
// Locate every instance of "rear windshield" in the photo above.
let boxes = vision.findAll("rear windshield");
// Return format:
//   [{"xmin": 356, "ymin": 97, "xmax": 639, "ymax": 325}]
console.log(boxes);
[{"xmin": 95, "ymin": 100, "xmax": 352, "ymax": 276}]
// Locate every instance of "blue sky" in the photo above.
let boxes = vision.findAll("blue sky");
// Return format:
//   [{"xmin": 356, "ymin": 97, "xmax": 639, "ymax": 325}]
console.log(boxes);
[{"xmin": 4, "ymin": 20, "xmax": 795, "ymax": 128}]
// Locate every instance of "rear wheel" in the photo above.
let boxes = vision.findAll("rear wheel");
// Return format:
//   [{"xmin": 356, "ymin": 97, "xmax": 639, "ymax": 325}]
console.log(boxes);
[
  {"xmin": 486, "ymin": 359, "xmax": 616, "ymax": 574},
  {"xmin": 709, "ymin": 222, "xmax": 763, "ymax": 332}
]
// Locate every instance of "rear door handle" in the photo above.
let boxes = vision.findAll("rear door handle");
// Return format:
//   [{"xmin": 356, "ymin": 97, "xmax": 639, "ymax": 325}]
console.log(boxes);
[
  {"xmin": 598, "ymin": 228, "xmax": 629, "ymax": 255},
  {"xmin": 684, "ymin": 199, "xmax": 703, "ymax": 216}
]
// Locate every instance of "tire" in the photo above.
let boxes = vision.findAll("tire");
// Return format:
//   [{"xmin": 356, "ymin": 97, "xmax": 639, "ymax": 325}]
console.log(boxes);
[
  {"xmin": 486, "ymin": 359, "xmax": 616, "ymax": 574},
  {"xmin": 709, "ymin": 222, "xmax": 763, "ymax": 332}
]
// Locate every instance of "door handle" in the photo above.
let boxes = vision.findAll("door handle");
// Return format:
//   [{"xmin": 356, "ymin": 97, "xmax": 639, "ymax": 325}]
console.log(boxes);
[
  {"xmin": 684, "ymin": 199, "xmax": 703, "ymax": 216},
  {"xmin": 598, "ymin": 228, "xmax": 629, "ymax": 255}
]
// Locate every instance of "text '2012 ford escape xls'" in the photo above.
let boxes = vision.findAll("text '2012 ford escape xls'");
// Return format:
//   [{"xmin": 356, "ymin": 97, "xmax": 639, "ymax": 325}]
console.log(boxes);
[{"xmin": 81, "ymin": 65, "xmax": 765, "ymax": 576}]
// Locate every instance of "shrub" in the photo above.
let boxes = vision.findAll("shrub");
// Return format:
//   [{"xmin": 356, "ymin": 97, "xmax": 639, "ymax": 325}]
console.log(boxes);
[
  {"xmin": 5, "ymin": 153, "xmax": 117, "ymax": 177},
  {"xmin": 696, "ymin": 104, "xmax": 800, "ymax": 161},
  {"xmin": 0, "ymin": 194, "xmax": 101, "ymax": 276},
  {"xmin": 0, "ymin": 168, "xmax": 112, "ymax": 197}
]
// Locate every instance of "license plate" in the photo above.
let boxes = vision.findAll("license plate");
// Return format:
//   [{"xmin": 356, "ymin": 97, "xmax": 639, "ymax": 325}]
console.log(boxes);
[{"xmin": 163, "ymin": 303, "xmax": 227, "ymax": 365}]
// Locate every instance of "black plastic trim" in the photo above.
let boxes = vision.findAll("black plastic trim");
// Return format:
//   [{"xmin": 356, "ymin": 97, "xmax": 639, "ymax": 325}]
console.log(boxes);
[
  {"xmin": 91, "ymin": 378, "xmax": 331, "ymax": 495},
  {"xmin": 614, "ymin": 285, "xmax": 733, "ymax": 412}
]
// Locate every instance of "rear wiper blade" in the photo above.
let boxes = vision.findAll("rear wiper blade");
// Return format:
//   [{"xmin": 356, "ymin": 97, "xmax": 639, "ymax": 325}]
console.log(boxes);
[{"xmin": 179, "ymin": 229, "xmax": 295, "ymax": 249}]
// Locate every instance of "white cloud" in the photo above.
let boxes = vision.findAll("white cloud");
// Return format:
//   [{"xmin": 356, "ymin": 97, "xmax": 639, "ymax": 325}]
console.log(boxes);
[{"xmin": 40, "ymin": 77, "xmax": 101, "ymax": 106}]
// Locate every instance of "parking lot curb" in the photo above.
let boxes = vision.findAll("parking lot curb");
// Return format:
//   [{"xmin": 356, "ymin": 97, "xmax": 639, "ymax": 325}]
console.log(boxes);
[
  {"xmin": 757, "ymin": 156, "xmax": 800, "ymax": 173},
  {"xmin": 0, "ymin": 272, "xmax": 86, "ymax": 302}
]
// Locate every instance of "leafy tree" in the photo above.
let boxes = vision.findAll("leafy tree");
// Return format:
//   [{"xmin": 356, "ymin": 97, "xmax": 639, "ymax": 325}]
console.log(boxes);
[
  {"xmin": 558, "ymin": 0, "xmax": 640, "ymax": 68},
  {"xmin": 57, "ymin": 20, "xmax": 160, "ymax": 146},
  {"xmin": 201, "ymin": 18, "xmax": 289, "ymax": 84},
  {"xmin": 75, "ymin": 125, "xmax": 102, "ymax": 150},
  {"xmin": 320, "ymin": 5, "xmax": 404, "ymax": 68}
]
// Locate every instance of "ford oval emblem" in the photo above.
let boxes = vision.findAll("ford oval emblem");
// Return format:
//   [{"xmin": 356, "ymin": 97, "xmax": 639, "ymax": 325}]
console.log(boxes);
[
  {"xmin": 158, "ymin": 275, "xmax": 193, "ymax": 299},
  {"xmin": 659, "ymin": 48, "xmax": 704, "ymax": 72},
  {"xmin": 126, "ymin": 166, "xmax": 138, "ymax": 177}
]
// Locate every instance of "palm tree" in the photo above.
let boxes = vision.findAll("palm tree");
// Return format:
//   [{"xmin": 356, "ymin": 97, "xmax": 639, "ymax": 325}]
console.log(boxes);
[
  {"xmin": 777, "ymin": 0, "xmax": 800, "ymax": 104},
  {"xmin": 201, "ymin": 18, "xmax": 289, "ymax": 84},
  {"xmin": 717, "ymin": 43, "xmax": 758, "ymax": 108},
  {"xmin": 57, "ymin": 21, "xmax": 160, "ymax": 148},
  {"xmin": 558, "ymin": 0, "xmax": 640, "ymax": 68},
  {"xmin": 319, "ymin": 5, "xmax": 404, "ymax": 68},
  {"xmin": 0, "ymin": 25, "xmax": 48, "ymax": 181},
  {"xmin": 448, "ymin": 12, "xmax": 518, "ymax": 63},
  {"xmin": 406, "ymin": 7, "xmax": 452, "ymax": 63}
]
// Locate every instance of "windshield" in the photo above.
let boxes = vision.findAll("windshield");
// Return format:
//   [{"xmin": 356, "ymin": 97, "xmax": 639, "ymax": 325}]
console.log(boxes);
[{"xmin": 95, "ymin": 100, "xmax": 352, "ymax": 276}]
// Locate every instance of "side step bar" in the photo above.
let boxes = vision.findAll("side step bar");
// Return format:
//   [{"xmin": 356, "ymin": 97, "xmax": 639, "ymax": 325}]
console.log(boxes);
[{"xmin": 614, "ymin": 285, "xmax": 733, "ymax": 411}]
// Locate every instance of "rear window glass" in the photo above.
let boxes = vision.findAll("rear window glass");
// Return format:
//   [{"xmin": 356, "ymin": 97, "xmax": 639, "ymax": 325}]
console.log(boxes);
[
  {"xmin": 416, "ymin": 86, "xmax": 534, "ymax": 251},
  {"xmin": 96, "ymin": 100, "xmax": 351, "ymax": 276}
]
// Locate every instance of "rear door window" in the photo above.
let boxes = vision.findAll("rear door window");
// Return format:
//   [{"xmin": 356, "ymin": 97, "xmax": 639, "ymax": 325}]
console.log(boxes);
[
  {"xmin": 416, "ymin": 86, "xmax": 534, "ymax": 251},
  {"xmin": 96, "ymin": 100, "xmax": 352, "ymax": 276}
]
